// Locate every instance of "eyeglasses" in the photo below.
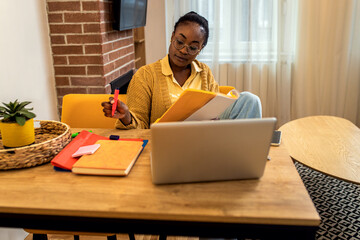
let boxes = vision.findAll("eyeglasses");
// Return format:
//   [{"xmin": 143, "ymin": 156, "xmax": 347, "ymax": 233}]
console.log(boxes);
[{"xmin": 172, "ymin": 38, "xmax": 201, "ymax": 55}]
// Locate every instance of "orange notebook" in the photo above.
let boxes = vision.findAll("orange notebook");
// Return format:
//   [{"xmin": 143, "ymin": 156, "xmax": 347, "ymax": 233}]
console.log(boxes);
[{"xmin": 72, "ymin": 140, "xmax": 144, "ymax": 176}]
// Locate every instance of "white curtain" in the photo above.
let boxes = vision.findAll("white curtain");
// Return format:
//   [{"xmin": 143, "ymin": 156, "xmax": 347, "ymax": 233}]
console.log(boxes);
[
  {"xmin": 166, "ymin": 0, "xmax": 360, "ymax": 127},
  {"xmin": 293, "ymin": 0, "xmax": 360, "ymax": 127}
]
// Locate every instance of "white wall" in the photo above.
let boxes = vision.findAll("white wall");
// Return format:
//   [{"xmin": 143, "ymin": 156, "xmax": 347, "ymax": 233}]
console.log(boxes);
[
  {"xmin": 0, "ymin": 227, "xmax": 27, "ymax": 240},
  {"xmin": 0, "ymin": 0, "xmax": 58, "ymax": 121},
  {"xmin": 0, "ymin": 2, "xmax": 57, "ymax": 238},
  {"xmin": 144, "ymin": 0, "xmax": 167, "ymax": 64}
]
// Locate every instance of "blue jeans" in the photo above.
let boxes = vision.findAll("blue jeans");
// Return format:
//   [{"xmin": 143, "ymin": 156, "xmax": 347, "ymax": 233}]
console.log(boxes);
[{"xmin": 219, "ymin": 91, "xmax": 262, "ymax": 119}]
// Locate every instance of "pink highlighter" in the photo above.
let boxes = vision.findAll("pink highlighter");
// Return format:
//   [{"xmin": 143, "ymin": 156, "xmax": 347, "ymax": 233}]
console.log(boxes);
[{"xmin": 112, "ymin": 88, "xmax": 120, "ymax": 117}]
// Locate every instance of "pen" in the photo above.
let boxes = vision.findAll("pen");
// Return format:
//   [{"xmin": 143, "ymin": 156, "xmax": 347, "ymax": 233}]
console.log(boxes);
[{"xmin": 112, "ymin": 88, "xmax": 119, "ymax": 117}]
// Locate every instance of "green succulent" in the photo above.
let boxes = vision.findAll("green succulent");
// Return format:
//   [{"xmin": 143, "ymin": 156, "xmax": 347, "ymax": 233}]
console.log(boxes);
[{"xmin": 0, "ymin": 100, "xmax": 36, "ymax": 126}]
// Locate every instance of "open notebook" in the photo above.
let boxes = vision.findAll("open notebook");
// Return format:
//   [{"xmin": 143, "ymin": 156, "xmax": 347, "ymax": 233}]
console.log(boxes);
[
  {"xmin": 155, "ymin": 88, "xmax": 238, "ymax": 123},
  {"xmin": 150, "ymin": 118, "xmax": 276, "ymax": 184}
]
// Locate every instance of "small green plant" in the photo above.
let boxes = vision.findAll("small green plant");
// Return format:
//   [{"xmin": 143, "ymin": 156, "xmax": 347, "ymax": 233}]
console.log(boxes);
[{"xmin": 0, "ymin": 100, "xmax": 36, "ymax": 126}]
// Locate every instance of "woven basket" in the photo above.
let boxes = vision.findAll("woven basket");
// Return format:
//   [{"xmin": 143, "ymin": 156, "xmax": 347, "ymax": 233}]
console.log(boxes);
[{"xmin": 0, "ymin": 120, "xmax": 71, "ymax": 170}]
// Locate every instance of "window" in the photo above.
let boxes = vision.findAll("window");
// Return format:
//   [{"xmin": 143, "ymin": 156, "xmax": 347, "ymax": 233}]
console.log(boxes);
[{"xmin": 193, "ymin": 0, "xmax": 278, "ymax": 62}]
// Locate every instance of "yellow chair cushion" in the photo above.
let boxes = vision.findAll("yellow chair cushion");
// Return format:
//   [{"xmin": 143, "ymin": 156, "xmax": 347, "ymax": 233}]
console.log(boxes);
[{"xmin": 61, "ymin": 94, "xmax": 126, "ymax": 128}]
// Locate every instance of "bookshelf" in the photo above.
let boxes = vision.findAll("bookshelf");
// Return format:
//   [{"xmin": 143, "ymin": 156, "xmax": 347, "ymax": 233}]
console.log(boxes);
[{"xmin": 133, "ymin": 27, "xmax": 146, "ymax": 69}]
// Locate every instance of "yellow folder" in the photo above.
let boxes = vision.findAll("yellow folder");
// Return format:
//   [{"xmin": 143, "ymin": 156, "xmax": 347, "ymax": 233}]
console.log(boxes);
[{"xmin": 155, "ymin": 89, "xmax": 238, "ymax": 123}]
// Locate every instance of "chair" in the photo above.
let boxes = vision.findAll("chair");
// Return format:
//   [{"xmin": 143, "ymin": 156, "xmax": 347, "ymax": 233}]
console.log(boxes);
[
  {"xmin": 26, "ymin": 94, "xmax": 129, "ymax": 240},
  {"xmin": 61, "ymin": 94, "xmax": 127, "ymax": 128}
]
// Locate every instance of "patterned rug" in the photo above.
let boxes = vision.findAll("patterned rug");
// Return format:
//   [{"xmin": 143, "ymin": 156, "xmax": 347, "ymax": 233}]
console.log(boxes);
[{"xmin": 294, "ymin": 161, "xmax": 360, "ymax": 240}]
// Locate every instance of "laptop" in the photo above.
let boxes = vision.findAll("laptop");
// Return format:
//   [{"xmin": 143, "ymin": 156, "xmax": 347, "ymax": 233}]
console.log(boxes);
[{"xmin": 150, "ymin": 118, "xmax": 276, "ymax": 184}]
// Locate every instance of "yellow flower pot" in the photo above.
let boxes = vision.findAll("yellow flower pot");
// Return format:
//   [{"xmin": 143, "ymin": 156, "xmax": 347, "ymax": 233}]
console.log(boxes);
[{"xmin": 0, "ymin": 118, "xmax": 35, "ymax": 148}]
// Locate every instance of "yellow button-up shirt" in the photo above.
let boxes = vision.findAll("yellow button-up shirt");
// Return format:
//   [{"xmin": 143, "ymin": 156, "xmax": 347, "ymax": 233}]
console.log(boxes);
[{"xmin": 160, "ymin": 55, "xmax": 203, "ymax": 104}]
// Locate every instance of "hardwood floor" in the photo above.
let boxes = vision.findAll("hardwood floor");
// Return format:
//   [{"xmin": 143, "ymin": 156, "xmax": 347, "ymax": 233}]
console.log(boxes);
[{"xmin": 25, "ymin": 233, "xmax": 198, "ymax": 240}]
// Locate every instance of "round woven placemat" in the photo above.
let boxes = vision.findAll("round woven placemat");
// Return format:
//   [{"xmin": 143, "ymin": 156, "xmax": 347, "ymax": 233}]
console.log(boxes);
[{"xmin": 0, "ymin": 120, "xmax": 71, "ymax": 170}]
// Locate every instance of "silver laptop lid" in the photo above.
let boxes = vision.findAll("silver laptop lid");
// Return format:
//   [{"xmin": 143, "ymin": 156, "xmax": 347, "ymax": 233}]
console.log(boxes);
[{"xmin": 150, "ymin": 118, "xmax": 276, "ymax": 184}]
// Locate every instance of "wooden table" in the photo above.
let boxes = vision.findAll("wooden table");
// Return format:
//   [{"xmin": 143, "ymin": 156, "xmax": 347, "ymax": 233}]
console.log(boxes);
[
  {"xmin": 279, "ymin": 115, "xmax": 360, "ymax": 184},
  {"xmin": 0, "ymin": 128, "xmax": 320, "ymax": 239}
]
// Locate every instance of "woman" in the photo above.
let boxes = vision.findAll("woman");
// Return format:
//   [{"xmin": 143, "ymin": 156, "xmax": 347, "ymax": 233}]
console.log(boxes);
[{"xmin": 102, "ymin": 11, "xmax": 261, "ymax": 129}]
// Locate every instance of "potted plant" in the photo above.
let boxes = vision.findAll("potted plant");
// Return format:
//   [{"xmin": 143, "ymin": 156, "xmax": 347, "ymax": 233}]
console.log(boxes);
[{"xmin": 0, "ymin": 100, "xmax": 36, "ymax": 148}]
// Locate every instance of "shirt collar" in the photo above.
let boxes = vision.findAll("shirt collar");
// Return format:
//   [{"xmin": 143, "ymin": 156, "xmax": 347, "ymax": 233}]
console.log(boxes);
[{"xmin": 160, "ymin": 55, "xmax": 203, "ymax": 76}]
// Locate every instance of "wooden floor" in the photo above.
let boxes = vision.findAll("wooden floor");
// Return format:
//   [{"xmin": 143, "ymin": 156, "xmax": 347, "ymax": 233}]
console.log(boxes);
[{"xmin": 25, "ymin": 233, "xmax": 198, "ymax": 240}]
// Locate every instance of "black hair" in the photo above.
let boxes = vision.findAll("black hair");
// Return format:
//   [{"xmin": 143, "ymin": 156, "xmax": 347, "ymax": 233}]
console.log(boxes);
[{"xmin": 173, "ymin": 11, "xmax": 209, "ymax": 47}]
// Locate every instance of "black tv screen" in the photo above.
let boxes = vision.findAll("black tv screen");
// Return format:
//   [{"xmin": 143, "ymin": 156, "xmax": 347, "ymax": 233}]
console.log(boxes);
[{"xmin": 112, "ymin": 0, "xmax": 148, "ymax": 31}]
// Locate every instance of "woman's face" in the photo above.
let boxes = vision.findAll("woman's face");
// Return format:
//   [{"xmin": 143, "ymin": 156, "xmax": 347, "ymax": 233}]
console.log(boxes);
[{"xmin": 168, "ymin": 21, "xmax": 206, "ymax": 68}]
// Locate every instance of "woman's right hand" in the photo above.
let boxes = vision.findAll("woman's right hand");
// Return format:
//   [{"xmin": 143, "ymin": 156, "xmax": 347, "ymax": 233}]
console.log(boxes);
[{"xmin": 101, "ymin": 97, "xmax": 132, "ymax": 125}]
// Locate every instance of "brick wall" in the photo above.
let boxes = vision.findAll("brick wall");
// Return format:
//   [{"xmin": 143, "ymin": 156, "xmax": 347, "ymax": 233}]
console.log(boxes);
[{"xmin": 46, "ymin": 0, "xmax": 135, "ymax": 113}]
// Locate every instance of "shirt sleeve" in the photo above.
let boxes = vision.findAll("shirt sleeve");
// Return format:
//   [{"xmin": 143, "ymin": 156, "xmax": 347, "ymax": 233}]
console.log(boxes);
[{"xmin": 115, "ymin": 67, "xmax": 153, "ymax": 129}]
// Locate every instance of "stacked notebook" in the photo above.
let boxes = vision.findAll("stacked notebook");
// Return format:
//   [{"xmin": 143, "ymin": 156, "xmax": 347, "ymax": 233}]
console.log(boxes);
[{"xmin": 51, "ymin": 130, "xmax": 147, "ymax": 176}]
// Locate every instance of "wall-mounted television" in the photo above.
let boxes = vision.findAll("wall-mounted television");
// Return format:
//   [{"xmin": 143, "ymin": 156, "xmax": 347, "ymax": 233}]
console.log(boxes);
[{"xmin": 112, "ymin": 0, "xmax": 148, "ymax": 31}]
